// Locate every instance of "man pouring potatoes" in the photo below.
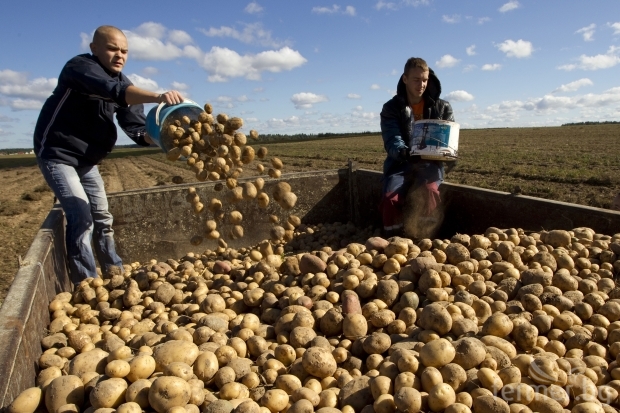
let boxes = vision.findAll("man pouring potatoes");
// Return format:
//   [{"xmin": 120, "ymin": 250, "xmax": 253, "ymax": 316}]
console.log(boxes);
[
  {"xmin": 33, "ymin": 25, "xmax": 184, "ymax": 285},
  {"xmin": 379, "ymin": 57, "xmax": 455, "ymax": 238}
]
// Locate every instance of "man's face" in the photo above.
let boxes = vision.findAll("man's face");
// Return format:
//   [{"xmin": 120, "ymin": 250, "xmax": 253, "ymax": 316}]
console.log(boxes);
[
  {"xmin": 90, "ymin": 31, "xmax": 128, "ymax": 74},
  {"xmin": 403, "ymin": 67, "xmax": 429, "ymax": 99}
]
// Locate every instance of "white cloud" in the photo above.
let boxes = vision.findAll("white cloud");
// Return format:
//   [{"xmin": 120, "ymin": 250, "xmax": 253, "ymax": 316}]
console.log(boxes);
[
  {"xmin": 198, "ymin": 23, "xmax": 288, "ymax": 48},
  {"xmin": 123, "ymin": 29, "xmax": 188, "ymax": 61},
  {"xmin": 134, "ymin": 22, "xmax": 167, "ymax": 39},
  {"xmin": 375, "ymin": 0, "xmax": 428, "ymax": 10},
  {"xmin": 436, "ymin": 54, "xmax": 460, "ymax": 68},
  {"xmin": 0, "ymin": 115, "xmax": 18, "ymax": 122},
  {"xmin": 168, "ymin": 30, "xmax": 193, "ymax": 45},
  {"xmin": 10, "ymin": 99, "xmax": 43, "ymax": 111},
  {"xmin": 558, "ymin": 46, "xmax": 620, "ymax": 71},
  {"xmin": 253, "ymin": 87, "xmax": 264, "ymax": 93},
  {"xmin": 499, "ymin": 1, "xmax": 519, "ymax": 13},
  {"xmin": 312, "ymin": 5, "xmax": 340, "ymax": 14},
  {"xmin": 445, "ymin": 90, "xmax": 474, "ymax": 102},
  {"xmin": 610, "ymin": 22, "xmax": 620, "ymax": 35},
  {"xmin": 291, "ymin": 92, "xmax": 328, "ymax": 109},
  {"xmin": 347, "ymin": 93, "xmax": 362, "ymax": 99},
  {"xmin": 442, "ymin": 15, "xmax": 460, "ymax": 23},
  {"xmin": 552, "ymin": 78, "xmax": 593, "ymax": 94},
  {"xmin": 478, "ymin": 17, "xmax": 490, "ymax": 24},
  {"xmin": 576, "ymin": 24, "xmax": 596, "ymax": 41},
  {"xmin": 496, "ymin": 39, "xmax": 533, "ymax": 58},
  {"xmin": 216, "ymin": 96, "xmax": 233, "ymax": 103},
  {"xmin": 0, "ymin": 70, "xmax": 57, "ymax": 103},
  {"xmin": 466, "ymin": 45, "xmax": 476, "ymax": 56},
  {"xmin": 370, "ymin": 84, "xmax": 381, "ymax": 90},
  {"xmin": 197, "ymin": 46, "xmax": 307, "ymax": 82},
  {"xmin": 312, "ymin": 5, "xmax": 356, "ymax": 16},
  {"xmin": 482, "ymin": 64, "xmax": 502, "ymax": 71},
  {"xmin": 463, "ymin": 64, "xmax": 477, "ymax": 72},
  {"xmin": 142, "ymin": 67, "xmax": 159, "ymax": 76},
  {"xmin": 237, "ymin": 95, "xmax": 249, "ymax": 102},
  {"xmin": 354, "ymin": 106, "xmax": 363, "ymax": 111},
  {"xmin": 127, "ymin": 74, "xmax": 164, "ymax": 92},
  {"xmin": 170, "ymin": 81, "xmax": 188, "ymax": 90},
  {"xmin": 485, "ymin": 87, "xmax": 620, "ymax": 115},
  {"xmin": 245, "ymin": 2, "xmax": 263, "ymax": 13}
]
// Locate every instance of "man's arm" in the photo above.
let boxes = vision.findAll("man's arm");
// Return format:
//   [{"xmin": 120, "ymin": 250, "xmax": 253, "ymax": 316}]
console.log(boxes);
[
  {"xmin": 441, "ymin": 100, "xmax": 455, "ymax": 122},
  {"xmin": 124, "ymin": 87, "xmax": 184, "ymax": 106},
  {"xmin": 380, "ymin": 102, "xmax": 409, "ymax": 161},
  {"xmin": 116, "ymin": 104, "xmax": 150, "ymax": 146}
]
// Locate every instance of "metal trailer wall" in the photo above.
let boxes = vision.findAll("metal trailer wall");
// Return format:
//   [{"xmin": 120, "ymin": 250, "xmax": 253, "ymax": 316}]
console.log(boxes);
[
  {"xmin": 1, "ymin": 166, "xmax": 619, "ymax": 410},
  {"xmin": 0, "ymin": 206, "xmax": 71, "ymax": 410}
]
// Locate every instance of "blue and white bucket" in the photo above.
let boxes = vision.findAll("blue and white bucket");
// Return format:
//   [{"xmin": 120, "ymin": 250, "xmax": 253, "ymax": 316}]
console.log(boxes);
[
  {"xmin": 146, "ymin": 99, "xmax": 203, "ymax": 153},
  {"xmin": 409, "ymin": 120, "xmax": 459, "ymax": 161}
]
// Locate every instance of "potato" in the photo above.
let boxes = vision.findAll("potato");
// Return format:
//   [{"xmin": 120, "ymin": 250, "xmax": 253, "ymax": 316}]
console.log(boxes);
[
  {"xmin": 419, "ymin": 338, "xmax": 455, "ymax": 368},
  {"xmin": 302, "ymin": 347, "xmax": 337, "ymax": 378},
  {"xmin": 148, "ymin": 376, "xmax": 192, "ymax": 413},
  {"xmin": 90, "ymin": 377, "xmax": 128, "ymax": 409},
  {"xmin": 428, "ymin": 383, "xmax": 456, "ymax": 412},
  {"xmin": 7, "ymin": 386, "xmax": 42, "ymax": 413},
  {"xmin": 45, "ymin": 375, "xmax": 85, "ymax": 413},
  {"xmin": 261, "ymin": 389, "xmax": 290, "ymax": 413}
]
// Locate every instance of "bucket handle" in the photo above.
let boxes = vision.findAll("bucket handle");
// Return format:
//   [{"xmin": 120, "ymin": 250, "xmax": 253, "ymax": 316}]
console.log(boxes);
[{"xmin": 155, "ymin": 99, "xmax": 200, "ymax": 127}]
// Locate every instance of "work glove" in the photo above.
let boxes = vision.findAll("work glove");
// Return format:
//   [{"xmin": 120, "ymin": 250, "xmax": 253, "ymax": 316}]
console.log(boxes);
[{"xmin": 399, "ymin": 147, "xmax": 411, "ymax": 162}]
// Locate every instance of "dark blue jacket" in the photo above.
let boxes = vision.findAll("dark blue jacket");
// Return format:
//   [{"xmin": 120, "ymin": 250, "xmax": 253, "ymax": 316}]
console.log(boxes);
[
  {"xmin": 34, "ymin": 54, "xmax": 149, "ymax": 167},
  {"xmin": 380, "ymin": 68, "xmax": 454, "ymax": 177}
]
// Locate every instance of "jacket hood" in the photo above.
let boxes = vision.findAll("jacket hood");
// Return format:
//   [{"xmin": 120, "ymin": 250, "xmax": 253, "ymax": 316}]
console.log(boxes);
[{"xmin": 396, "ymin": 67, "xmax": 442, "ymax": 104}]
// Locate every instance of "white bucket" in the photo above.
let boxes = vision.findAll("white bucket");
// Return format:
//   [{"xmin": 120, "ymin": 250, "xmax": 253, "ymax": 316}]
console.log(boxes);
[{"xmin": 409, "ymin": 120, "xmax": 459, "ymax": 161}]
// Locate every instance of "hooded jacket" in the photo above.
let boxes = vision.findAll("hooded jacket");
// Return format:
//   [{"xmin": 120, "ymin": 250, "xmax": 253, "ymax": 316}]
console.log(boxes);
[
  {"xmin": 34, "ymin": 54, "xmax": 149, "ymax": 167},
  {"xmin": 380, "ymin": 68, "xmax": 454, "ymax": 177}
]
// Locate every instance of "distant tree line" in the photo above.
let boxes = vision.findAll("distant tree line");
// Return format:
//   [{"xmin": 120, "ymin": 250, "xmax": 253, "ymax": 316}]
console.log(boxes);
[
  {"xmin": 561, "ymin": 121, "xmax": 620, "ymax": 126},
  {"xmin": 256, "ymin": 130, "xmax": 380, "ymax": 143}
]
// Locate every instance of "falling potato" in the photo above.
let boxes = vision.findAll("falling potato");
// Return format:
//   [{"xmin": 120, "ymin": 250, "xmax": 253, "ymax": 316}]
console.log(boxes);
[
  {"xmin": 214, "ymin": 183, "xmax": 224, "ymax": 191},
  {"xmin": 278, "ymin": 192, "xmax": 297, "ymax": 210},
  {"xmin": 228, "ymin": 211, "xmax": 243, "ymax": 225},
  {"xmin": 273, "ymin": 182, "xmax": 291, "ymax": 202},
  {"xmin": 269, "ymin": 215, "xmax": 279, "ymax": 224},
  {"xmin": 231, "ymin": 225, "xmax": 244, "ymax": 239},
  {"xmin": 241, "ymin": 147, "xmax": 255, "ymax": 164},
  {"xmin": 208, "ymin": 198, "xmax": 222, "ymax": 213},
  {"xmin": 227, "ymin": 117, "xmax": 243, "ymax": 131},
  {"xmin": 171, "ymin": 176, "xmax": 184, "ymax": 184},
  {"xmin": 257, "ymin": 147, "xmax": 268, "ymax": 159},
  {"xmin": 205, "ymin": 220, "xmax": 217, "ymax": 232},
  {"xmin": 181, "ymin": 146, "xmax": 192, "ymax": 157},
  {"xmin": 255, "ymin": 178, "xmax": 265, "ymax": 191},
  {"xmin": 270, "ymin": 226, "xmax": 285, "ymax": 241},
  {"xmin": 242, "ymin": 182, "xmax": 258, "ymax": 199},
  {"xmin": 204, "ymin": 103, "xmax": 213, "ymax": 114},
  {"xmin": 216, "ymin": 113, "xmax": 229, "ymax": 124},
  {"xmin": 227, "ymin": 187, "xmax": 244, "ymax": 203},
  {"xmin": 205, "ymin": 230, "xmax": 219, "ymax": 239},
  {"xmin": 233, "ymin": 132, "xmax": 247, "ymax": 146},
  {"xmin": 249, "ymin": 130, "xmax": 259, "ymax": 140},
  {"xmin": 268, "ymin": 168, "xmax": 281, "ymax": 178},
  {"xmin": 257, "ymin": 193, "xmax": 269, "ymax": 208},
  {"xmin": 166, "ymin": 147, "xmax": 181, "ymax": 162},
  {"xmin": 288, "ymin": 215, "xmax": 301, "ymax": 227},
  {"xmin": 226, "ymin": 178, "xmax": 237, "ymax": 189},
  {"xmin": 257, "ymin": 164, "xmax": 265, "ymax": 174},
  {"xmin": 271, "ymin": 157, "xmax": 283, "ymax": 169},
  {"xmin": 192, "ymin": 202, "xmax": 204, "ymax": 214}
]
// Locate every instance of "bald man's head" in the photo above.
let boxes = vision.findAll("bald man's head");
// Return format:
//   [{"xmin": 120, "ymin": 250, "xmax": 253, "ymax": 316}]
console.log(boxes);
[{"xmin": 90, "ymin": 26, "xmax": 128, "ymax": 74}]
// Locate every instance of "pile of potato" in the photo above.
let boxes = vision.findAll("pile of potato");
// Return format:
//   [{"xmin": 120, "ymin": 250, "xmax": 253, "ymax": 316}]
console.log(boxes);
[
  {"xmin": 163, "ymin": 102, "xmax": 298, "ymax": 247},
  {"xmin": 8, "ymin": 226, "xmax": 620, "ymax": 413}
]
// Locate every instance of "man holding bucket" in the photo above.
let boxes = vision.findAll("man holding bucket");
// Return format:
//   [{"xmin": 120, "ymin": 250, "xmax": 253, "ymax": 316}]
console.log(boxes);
[
  {"xmin": 379, "ymin": 57, "xmax": 455, "ymax": 238},
  {"xmin": 33, "ymin": 25, "xmax": 184, "ymax": 285}
]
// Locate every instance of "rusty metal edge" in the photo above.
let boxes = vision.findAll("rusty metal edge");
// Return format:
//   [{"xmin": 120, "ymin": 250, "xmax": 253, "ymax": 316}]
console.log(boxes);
[{"xmin": 0, "ymin": 206, "xmax": 66, "ymax": 410}]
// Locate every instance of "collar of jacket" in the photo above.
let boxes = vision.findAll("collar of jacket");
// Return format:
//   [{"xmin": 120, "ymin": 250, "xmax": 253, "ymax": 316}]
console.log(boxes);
[{"xmin": 395, "ymin": 67, "xmax": 442, "ymax": 108}]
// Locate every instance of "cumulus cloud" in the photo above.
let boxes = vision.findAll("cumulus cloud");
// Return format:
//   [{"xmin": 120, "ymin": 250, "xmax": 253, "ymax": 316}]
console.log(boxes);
[
  {"xmin": 375, "ymin": 0, "xmax": 429, "ymax": 10},
  {"xmin": 142, "ymin": 67, "xmax": 159, "ymax": 76},
  {"xmin": 610, "ymin": 22, "xmax": 620, "ymax": 35},
  {"xmin": 576, "ymin": 24, "xmax": 596, "ymax": 41},
  {"xmin": 291, "ymin": 92, "xmax": 329, "ymax": 109},
  {"xmin": 486, "ymin": 87, "xmax": 620, "ymax": 115},
  {"xmin": 312, "ymin": 5, "xmax": 356, "ymax": 16},
  {"xmin": 496, "ymin": 39, "xmax": 533, "ymax": 58},
  {"xmin": 442, "ymin": 15, "xmax": 460, "ymax": 23},
  {"xmin": 552, "ymin": 78, "xmax": 593, "ymax": 94},
  {"xmin": 482, "ymin": 64, "xmax": 502, "ymax": 71},
  {"xmin": 198, "ymin": 22, "xmax": 289, "ymax": 48},
  {"xmin": 347, "ymin": 93, "xmax": 361, "ymax": 99},
  {"xmin": 170, "ymin": 81, "xmax": 189, "ymax": 90},
  {"xmin": 499, "ymin": 1, "xmax": 519, "ymax": 13},
  {"xmin": 0, "ymin": 70, "xmax": 57, "ymax": 111},
  {"xmin": 558, "ymin": 46, "xmax": 620, "ymax": 71},
  {"xmin": 478, "ymin": 17, "xmax": 491, "ymax": 24},
  {"xmin": 466, "ymin": 45, "xmax": 476, "ymax": 56},
  {"xmin": 370, "ymin": 84, "xmax": 381, "ymax": 90},
  {"xmin": 436, "ymin": 55, "xmax": 460, "ymax": 68},
  {"xmin": 445, "ymin": 90, "xmax": 474, "ymax": 101},
  {"xmin": 168, "ymin": 30, "xmax": 193, "ymax": 45},
  {"xmin": 127, "ymin": 74, "xmax": 164, "ymax": 92},
  {"xmin": 463, "ymin": 64, "xmax": 477, "ymax": 72},
  {"xmin": 245, "ymin": 2, "xmax": 263, "ymax": 13}
]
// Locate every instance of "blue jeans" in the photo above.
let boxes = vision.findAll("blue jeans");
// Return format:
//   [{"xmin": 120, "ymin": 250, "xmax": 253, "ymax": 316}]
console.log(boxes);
[{"xmin": 37, "ymin": 158, "xmax": 122, "ymax": 284}]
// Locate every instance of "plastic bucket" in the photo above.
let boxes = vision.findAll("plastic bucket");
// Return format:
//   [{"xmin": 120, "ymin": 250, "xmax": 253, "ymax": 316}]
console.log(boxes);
[
  {"xmin": 146, "ymin": 100, "xmax": 203, "ymax": 153},
  {"xmin": 409, "ymin": 120, "xmax": 459, "ymax": 161}
]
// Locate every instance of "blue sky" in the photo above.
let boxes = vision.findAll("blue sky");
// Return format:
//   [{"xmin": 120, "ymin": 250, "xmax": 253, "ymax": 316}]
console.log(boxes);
[{"xmin": 0, "ymin": 0, "xmax": 619, "ymax": 148}]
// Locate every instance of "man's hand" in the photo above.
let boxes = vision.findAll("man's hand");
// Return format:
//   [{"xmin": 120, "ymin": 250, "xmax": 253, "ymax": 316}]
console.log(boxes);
[
  {"xmin": 158, "ymin": 90, "xmax": 184, "ymax": 105},
  {"xmin": 144, "ymin": 133, "xmax": 155, "ymax": 146},
  {"xmin": 399, "ymin": 147, "xmax": 411, "ymax": 162}
]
